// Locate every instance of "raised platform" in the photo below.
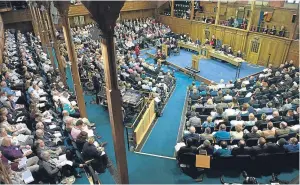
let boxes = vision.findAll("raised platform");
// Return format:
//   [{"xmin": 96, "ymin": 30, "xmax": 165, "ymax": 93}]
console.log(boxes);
[{"xmin": 146, "ymin": 49, "xmax": 265, "ymax": 83}]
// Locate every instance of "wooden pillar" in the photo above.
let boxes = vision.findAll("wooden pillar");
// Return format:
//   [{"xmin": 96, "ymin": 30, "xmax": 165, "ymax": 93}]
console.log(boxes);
[
  {"xmin": 101, "ymin": 29, "xmax": 129, "ymax": 185},
  {"xmin": 247, "ymin": 0, "xmax": 256, "ymax": 31},
  {"xmin": 33, "ymin": 6, "xmax": 46, "ymax": 50},
  {"xmin": 45, "ymin": 5, "xmax": 67, "ymax": 86},
  {"xmin": 28, "ymin": 4, "xmax": 39, "ymax": 38},
  {"xmin": 80, "ymin": 1, "xmax": 129, "ymax": 183},
  {"xmin": 171, "ymin": 0, "xmax": 174, "ymax": 17},
  {"xmin": 215, "ymin": 0, "xmax": 221, "ymax": 25},
  {"xmin": 61, "ymin": 15, "xmax": 87, "ymax": 118},
  {"xmin": 40, "ymin": 8, "xmax": 55, "ymax": 68},
  {"xmin": 190, "ymin": 0, "xmax": 195, "ymax": 20}
]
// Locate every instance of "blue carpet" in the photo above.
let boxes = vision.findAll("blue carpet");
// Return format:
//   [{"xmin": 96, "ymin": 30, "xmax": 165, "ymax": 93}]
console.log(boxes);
[
  {"xmin": 65, "ymin": 59, "xmax": 298, "ymax": 184},
  {"xmin": 167, "ymin": 49, "xmax": 265, "ymax": 82},
  {"xmin": 141, "ymin": 71, "xmax": 194, "ymax": 157}
]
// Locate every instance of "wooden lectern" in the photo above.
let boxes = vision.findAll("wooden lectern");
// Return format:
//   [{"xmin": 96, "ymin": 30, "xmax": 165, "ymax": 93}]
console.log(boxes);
[
  {"xmin": 162, "ymin": 44, "xmax": 168, "ymax": 57},
  {"xmin": 192, "ymin": 54, "xmax": 201, "ymax": 71}
]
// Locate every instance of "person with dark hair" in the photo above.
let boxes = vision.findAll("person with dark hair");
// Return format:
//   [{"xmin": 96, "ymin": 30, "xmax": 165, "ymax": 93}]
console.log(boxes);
[
  {"xmin": 214, "ymin": 141, "xmax": 231, "ymax": 157},
  {"xmin": 75, "ymin": 131, "xmax": 88, "ymax": 152},
  {"xmin": 267, "ymin": 138, "xmax": 286, "ymax": 154},
  {"xmin": 231, "ymin": 140, "xmax": 252, "ymax": 156},
  {"xmin": 71, "ymin": 119, "xmax": 84, "ymax": 141},
  {"xmin": 252, "ymin": 137, "xmax": 268, "ymax": 155},
  {"xmin": 198, "ymin": 140, "xmax": 214, "ymax": 155},
  {"xmin": 177, "ymin": 138, "xmax": 198, "ymax": 160}
]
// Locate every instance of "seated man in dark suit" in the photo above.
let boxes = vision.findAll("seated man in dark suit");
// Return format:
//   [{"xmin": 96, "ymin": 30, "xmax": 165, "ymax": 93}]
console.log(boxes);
[
  {"xmin": 198, "ymin": 140, "xmax": 214, "ymax": 156},
  {"xmin": 231, "ymin": 140, "xmax": 252, "ymax": 156},
  {"xmin": 252, "ymin": 137, "xmax": 268, "ymax": 155},
  {"xmin": 177, "ymin": 138, "xmax": 198, "ymax": 160},
  {"xmin": 183, "ymin": 126, "xmax": 200, "ymax": 143},
  {"xmin": 243, "ymin": 126, "xmax": 260, "ymax": 140},
  {"xmin": 266, "ymin": 138, "xmax": 286, "ymax": 154},
  {"xmin": 270, "ymin": 111, "xmax": 282, "ymax": 123}
]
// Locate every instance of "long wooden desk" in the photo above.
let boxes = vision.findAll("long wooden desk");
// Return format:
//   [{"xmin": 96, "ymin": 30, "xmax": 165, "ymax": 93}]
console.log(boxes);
[
  {"xmin": 208, "ymin": 50, "xmax": 244, "ymax": 67},
  {"xmin": 178, "ymin": 41, "xmax": 202, "ymax": 53},
  {"xmin": 178, "ymin": 41, "xmax": 212, "ymax": 57}
]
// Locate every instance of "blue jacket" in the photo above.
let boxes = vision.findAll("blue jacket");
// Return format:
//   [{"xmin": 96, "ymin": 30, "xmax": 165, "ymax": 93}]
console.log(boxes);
[
  {"xmin": 214, "ymin": 148, "xmax": 231, "ymax": 157},
  {"xmin": 214, "ymin": 131, "xmax": 230, "ymax": 142},
  {"xmin": 283, "ymin": 144, "xmax": 299, "ymax": 152}
]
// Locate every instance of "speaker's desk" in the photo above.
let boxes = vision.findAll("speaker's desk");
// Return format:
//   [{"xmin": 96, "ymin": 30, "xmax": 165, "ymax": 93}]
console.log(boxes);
[{"xmin": 208, "ymin": 50, "xmax": 244, "ymax": 67}]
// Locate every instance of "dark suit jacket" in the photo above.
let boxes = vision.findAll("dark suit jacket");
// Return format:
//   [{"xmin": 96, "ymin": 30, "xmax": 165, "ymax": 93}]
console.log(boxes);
[
  {"xmin": 271, "ymin": 116, "xmax": 282, "ymax": 123},
  {"xmin": 266, "ymin": 143, "xmax": 286, "ymax": 154},
  {"xmin": 231, "ymin": 146, "xmax": 253, "ymax": 156},
  {"xmin": 243, "ymin": 132, "xmax": 260, "ymax": 140},
  {"xmin": 177, "ymin": 146, "xmax": 198, "ymax": 160},
  {"xmin": 252, "ymin": 144, "xmax": 268, "ymax": 155}
]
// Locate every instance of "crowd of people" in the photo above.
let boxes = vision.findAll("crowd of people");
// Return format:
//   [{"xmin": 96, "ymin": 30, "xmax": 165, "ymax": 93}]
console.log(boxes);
[
  {"xmin": 0, "ymin": 28, "xmax": 109, "ymax": 184},
  {"xmin": 59, "ymin": 18, "xmax": 176, "ymax": 123},
  {"xmin": 177, "ymin": 60, "xmax": 299, "ymax": 162}
]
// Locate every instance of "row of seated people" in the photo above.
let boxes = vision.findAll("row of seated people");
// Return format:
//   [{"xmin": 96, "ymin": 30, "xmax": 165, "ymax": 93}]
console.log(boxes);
[
  {"xmin": 0, "ymin": 29, "xmax": 105, "ymax": 184},
  {"xmin": 177, "ymin": 136, "xmax": 299, "ymax": 158},
  {"xmin": 60, "ymin": 20, "xmax": 176, "ymax": 117},
  {"xmin": 175, "ymin": 61, "xmax": 299, "ymax": 172}
]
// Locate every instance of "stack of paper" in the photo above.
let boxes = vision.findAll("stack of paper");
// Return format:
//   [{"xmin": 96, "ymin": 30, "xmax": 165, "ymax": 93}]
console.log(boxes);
[
  {"xmin": 16, "ymin": 134, "xmax": 29, "ymax": 143},
  {"xmin": 22, "ymin": 170, "xmax": 34, "ymax": 184},
  {"xmin": 57, "ymin": 154, "xmax": 73, "ymax": 166},
  {"xmin": 18, "ymin": 157, "xmax": 27, "ymax": 169},
  {"xmin": 15, "ymin": 90, "xmax": 22, "ymax": 97}
]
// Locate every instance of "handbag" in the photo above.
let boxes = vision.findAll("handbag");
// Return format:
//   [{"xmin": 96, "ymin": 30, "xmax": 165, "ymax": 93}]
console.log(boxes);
[{"xmin": 195, "ymin": 150, "xmax": 211, "ymax": 168}]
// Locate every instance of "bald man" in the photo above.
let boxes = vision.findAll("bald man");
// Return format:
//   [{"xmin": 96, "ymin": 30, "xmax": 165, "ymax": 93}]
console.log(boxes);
[
  {"xmin": 275, "ymin": 122, "xmax": 290, "ymax": 137},
  {"xmin": 183, "ymin": 126, "xmax": 200, "ymax": 143}
]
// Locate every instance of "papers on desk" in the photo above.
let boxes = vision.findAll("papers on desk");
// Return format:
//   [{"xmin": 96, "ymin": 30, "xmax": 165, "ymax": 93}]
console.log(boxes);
[
  {"xmin": 15, "ymin": 104, "xmax": 25, "ymax": 109},
  {"xmin": 53, "ymin": 132, "xmax": 62, "ymax": 138},
  {"xmin": 13, "ymin": 96, "xmax": 19, "ymax": 103},
  {"xmin": 57, "ymin": 154, "xmax": 73, "ymax": 167},
  {"xmin": 17, "ymin": 134, "xmax": 29, "ymax": 143},
  {"xmin": 38, "ymin": 103, "xmax": 45, "ymax": 108},
  {"xmin": 16, "ymin": 116, "xmax": 25, "ymax": 122},
  {"xmin": 18, "ymin": 157, "xmax": 27, "ymax": 169},
  {"xmin": 87, "ymin": 129, "xmax": 94, "ymax": 137},
  {"xmin": 44, "ymin": 118, "xmax": 52, "ymax": 123},
  {"xmin": 245, "ymin": 92, "xmax": 252, "ymax": 98},
  {"xmin": 22, "ymin": 170, "xmax": 34, "ymax": 184},
  {"xmin": 39, "ymin": 96, "xmax": 47, "ymax": 102},
  {"xmin": 15, "ymin": 90, "xmax": 21, "ymax": 97},
  {"xmin": 21, "ymin": 148, "xmax": 32, "ymax": 155},
  {"xmin": 266, "ymin": 115, "xmax": 274, "ymax": 120},
  {"xmin": 49, "ymin": 125, "xmax": 57, "ymax": 129}
]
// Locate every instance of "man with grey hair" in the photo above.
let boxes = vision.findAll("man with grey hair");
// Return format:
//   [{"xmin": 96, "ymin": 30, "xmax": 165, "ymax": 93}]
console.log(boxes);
[
  {"xmin": 183, "ymin": 126, "xmax": 200, "ymax": 142},
  {"xmin": 275, "ymin": 122, "xmax": 290, "ymax": 136},
  {"xmin": 40, "ymin": 151, "xmax": 62, "ymax": 182},
  {"xmin": 270, "ymin": 110, "xmax": 282, "ymax": 122},
  {"xmin": 243, "ymin": 126, "xmax": 260, "ymax": 140}
]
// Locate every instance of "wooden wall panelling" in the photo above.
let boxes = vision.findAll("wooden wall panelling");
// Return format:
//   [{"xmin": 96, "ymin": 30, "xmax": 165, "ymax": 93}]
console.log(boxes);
[
  {"xmin": 286, "ymin": 41, "xmax": 299, "ymax": 67},
  {"xmin": 0, "ymin": 14, "xmax": 4, "ymax": 64},
  {"xmin": 1, "ymin": 9, "xmax": 32, "ymax": 24},
  {"xmin": 121, "ymin": 1, "xmax": 156, "ymax": 12},
  {"xmin": 68, "ymin": 5, "xmax": 90, "ymax": 16}
]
